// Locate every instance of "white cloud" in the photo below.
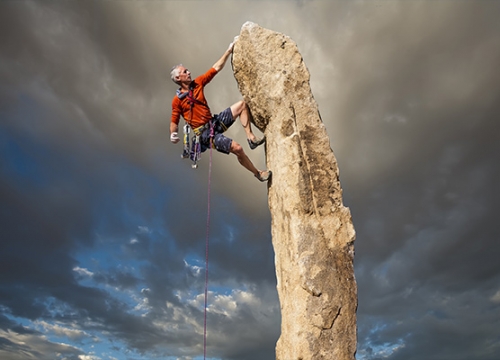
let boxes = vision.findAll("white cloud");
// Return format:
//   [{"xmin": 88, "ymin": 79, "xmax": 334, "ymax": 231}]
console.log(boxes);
[
  {"xmin": 133, "ymin": 295, "xmax": 151, "ymax": 315},
  {"xmin": 183, "ymin": 259, "xmax": 202, "ymax": 277},
  {"xmin": 36, "ymin": 320, "xmax": 92, "ymax": 341},
  {"xmin": 78, "ymin": 355, "xmax": 102, "ymax": 360},
  {"xmin": 73, "ymin": 266, "xmax": 94, "ymax": 277}
]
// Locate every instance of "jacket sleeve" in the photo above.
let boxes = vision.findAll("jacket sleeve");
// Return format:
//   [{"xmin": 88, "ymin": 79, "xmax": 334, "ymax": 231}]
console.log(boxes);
[
  {"xmin": 197, "ymin": 68, "xmax": 218, "ymax": 87},
  {"xmin": 171, "ymin": 97, "xmax": 182, "ymax": 125}
]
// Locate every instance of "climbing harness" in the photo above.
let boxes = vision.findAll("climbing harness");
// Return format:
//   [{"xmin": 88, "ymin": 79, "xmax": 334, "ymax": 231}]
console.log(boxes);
[
  {"xmin": 178, "ymin": 87, "xmax": 212, "ymax": 168},
  {"xmin": 202, "ymin": 121, "xmax": 214, "ymax": 360}
]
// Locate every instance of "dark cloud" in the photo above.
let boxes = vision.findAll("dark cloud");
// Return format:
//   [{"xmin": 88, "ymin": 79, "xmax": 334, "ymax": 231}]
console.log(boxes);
[
  {"xmin": 0, "ymin": 315, "xmax": 83, "ymax": 360},
  {"xmin": 1, "ymin": 0, "xmax": 499, "ymax": 359}
]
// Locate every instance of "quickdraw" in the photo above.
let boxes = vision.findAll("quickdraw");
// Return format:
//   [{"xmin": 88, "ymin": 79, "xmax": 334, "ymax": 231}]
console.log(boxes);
[
  {"xmin": 191, "ymin": 132, "xmax": 201, "ymax": 169},
  {"xmin": 181, "ymin": 124, "xmax": 190, "ymax": 159}
]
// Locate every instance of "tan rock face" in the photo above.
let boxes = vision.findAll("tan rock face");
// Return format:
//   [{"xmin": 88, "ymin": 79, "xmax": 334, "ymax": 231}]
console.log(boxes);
[{"xmin": 232, "ymin": 22, "xmax": 357, "ymax": 360}]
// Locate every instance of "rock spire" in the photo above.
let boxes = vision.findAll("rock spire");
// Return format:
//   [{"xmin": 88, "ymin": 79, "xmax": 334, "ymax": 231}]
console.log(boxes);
[{"xmin": 232, "ymin": 22, "xmax": 357, "ymax": 359}]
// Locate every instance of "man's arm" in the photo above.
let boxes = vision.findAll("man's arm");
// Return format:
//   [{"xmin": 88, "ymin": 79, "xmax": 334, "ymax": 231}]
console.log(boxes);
[
  {"xmin": 170, "ymin": 122, "xmax": 179, "ymax": 135},
  {"xmin": 170, "ymin": 99, "xmax": 181, "ymax": 144},
  {"xmin": 212, "ymin": 37, "xmax": 238, "ymax": 72}
]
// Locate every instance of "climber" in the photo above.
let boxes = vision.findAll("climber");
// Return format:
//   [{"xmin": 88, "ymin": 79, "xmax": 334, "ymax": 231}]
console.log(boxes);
[{"xmin": 169, "ymin": 38, "xmax": 271, "ymax": 182}]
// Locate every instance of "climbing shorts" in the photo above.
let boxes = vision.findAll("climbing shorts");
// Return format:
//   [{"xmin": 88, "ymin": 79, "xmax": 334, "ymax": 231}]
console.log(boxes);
[{"xmin": 200, "ymin": 107, "xmax": 235, "ymax": 155}]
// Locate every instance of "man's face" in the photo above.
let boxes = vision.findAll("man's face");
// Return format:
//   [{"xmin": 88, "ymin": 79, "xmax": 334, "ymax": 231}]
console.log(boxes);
[{"xmin": 176, "ymin": 66, "xmax": 191, "ymax": 84}]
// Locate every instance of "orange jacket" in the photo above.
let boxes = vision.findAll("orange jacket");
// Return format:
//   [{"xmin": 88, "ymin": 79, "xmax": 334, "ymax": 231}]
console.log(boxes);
[{"xmin": 171, "ymin": 67, "xmax": 218, "ymax": 129}]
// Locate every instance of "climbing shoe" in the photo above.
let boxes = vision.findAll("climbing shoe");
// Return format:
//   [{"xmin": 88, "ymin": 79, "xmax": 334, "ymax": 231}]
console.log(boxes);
[
  {"xmin": 255, "ymin": 170, "xmax": 272, "ymax": 182},
  {"xmin": 248, "ymin": 136, "xmax": 266, "ymax": 150}
]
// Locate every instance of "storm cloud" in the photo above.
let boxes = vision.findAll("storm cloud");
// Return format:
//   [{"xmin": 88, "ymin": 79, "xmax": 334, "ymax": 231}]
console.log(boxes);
[{"xmin": 1, "ymin": 1, "xmax": 499, "ymax": 359}]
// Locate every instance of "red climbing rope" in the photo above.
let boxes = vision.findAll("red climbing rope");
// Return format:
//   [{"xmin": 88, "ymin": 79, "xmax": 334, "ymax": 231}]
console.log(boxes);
[{"xmin": 203, "ymin": 121, "xmax": 214, "ymax": 360}]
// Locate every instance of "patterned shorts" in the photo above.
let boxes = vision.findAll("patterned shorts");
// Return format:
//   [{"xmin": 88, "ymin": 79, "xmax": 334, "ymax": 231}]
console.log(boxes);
[{"xmin": 200, "ymin": 107, "xmax": 235, "ymax": 154}]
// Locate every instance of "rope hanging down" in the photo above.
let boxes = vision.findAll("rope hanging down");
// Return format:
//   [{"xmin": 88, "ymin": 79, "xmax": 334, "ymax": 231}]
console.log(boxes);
[{"xmin": 203, "ymin": 121, "xmax": 214, "ymax": 360}]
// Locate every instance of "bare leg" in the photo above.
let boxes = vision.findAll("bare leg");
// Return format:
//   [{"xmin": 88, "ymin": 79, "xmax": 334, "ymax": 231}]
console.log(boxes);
[
  {"xmin": 228, "ymin": 101, "xmax": 270, "ymax": 180},
  {"xmin": 230, "ymin": 100, "xmax": 258, "ymax": 142},
  {"xmin": 230, "ymin": 140, "xmax": 259, "ymax": 176}
]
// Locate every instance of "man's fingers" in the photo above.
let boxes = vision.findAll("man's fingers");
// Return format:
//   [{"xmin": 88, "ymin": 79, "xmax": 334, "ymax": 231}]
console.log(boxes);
[{"xmin": 170, "ymin": 132, "xmax": 180, "ymax": 143}]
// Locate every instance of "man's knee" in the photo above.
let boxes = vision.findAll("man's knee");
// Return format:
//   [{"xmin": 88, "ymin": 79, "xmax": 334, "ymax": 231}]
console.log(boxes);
[
  {"xmin": 230, "ymin": 141, "xmax": 243, "ymax": 155},
  {"xmin": 230, "ymin": 100, "xmax": 246, "ymax": 118}
]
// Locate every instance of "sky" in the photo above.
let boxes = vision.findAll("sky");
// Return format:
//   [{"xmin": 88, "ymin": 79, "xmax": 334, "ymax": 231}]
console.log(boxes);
[{"xmin": 1, "ymin": 0, "xmax": 499, "ymax": 359}]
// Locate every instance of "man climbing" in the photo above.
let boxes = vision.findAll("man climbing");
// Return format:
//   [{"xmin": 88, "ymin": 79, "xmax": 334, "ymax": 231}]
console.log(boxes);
[{"xmin": 169, "ymin": 38, "xmax": 271, "ymax": 182}]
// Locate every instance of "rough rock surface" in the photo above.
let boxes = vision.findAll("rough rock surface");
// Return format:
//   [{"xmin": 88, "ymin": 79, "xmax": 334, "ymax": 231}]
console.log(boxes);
[{"xmin": 232, "ymin": 22, "xmax": 357, "ymax": 359}]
